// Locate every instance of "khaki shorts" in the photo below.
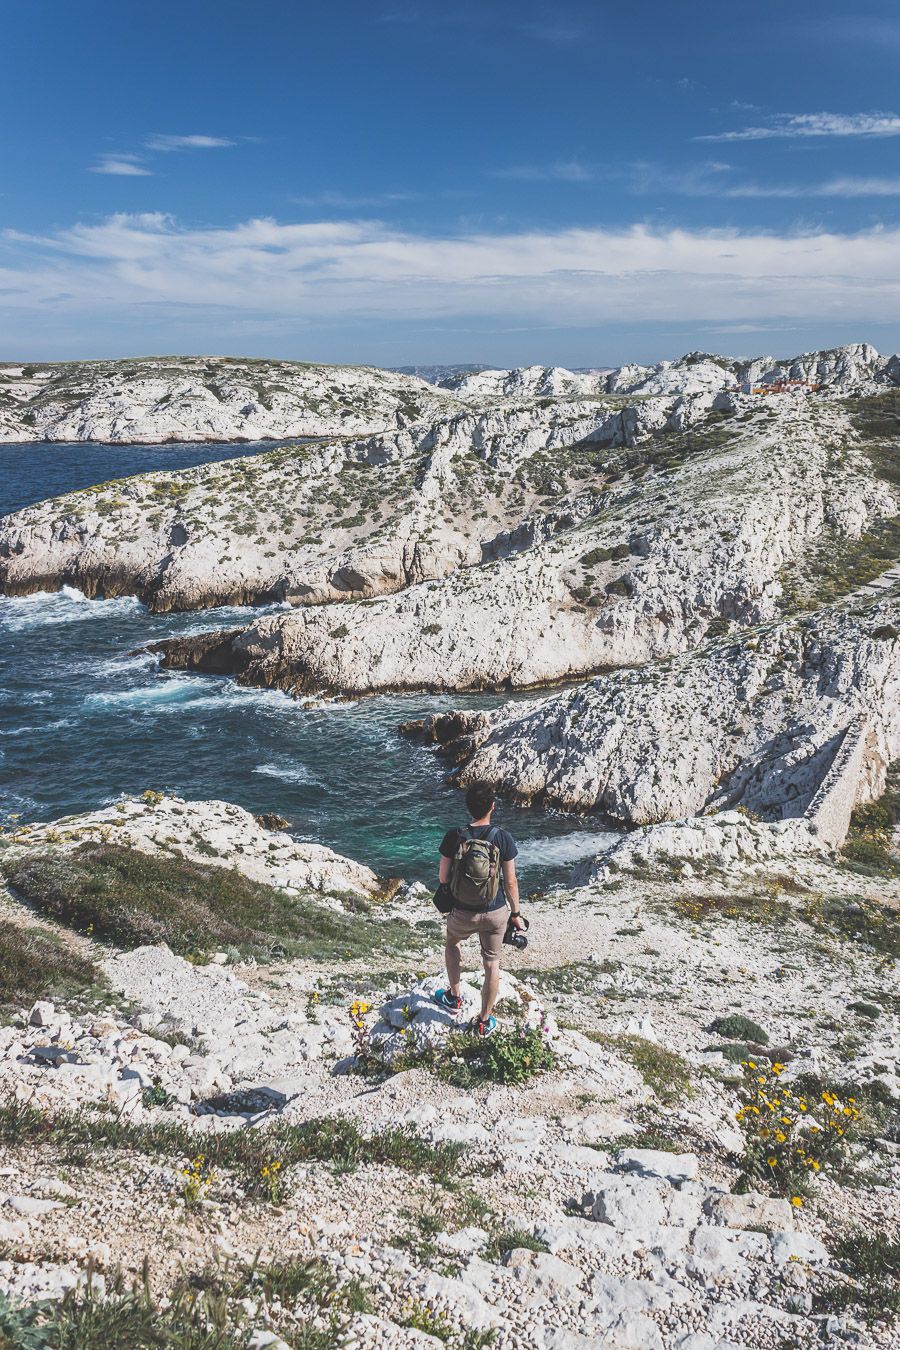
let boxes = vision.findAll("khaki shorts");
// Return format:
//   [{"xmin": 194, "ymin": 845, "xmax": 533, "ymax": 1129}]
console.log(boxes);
[{"xmin": 446, "ymin": 902, "xmax": 509, "ymax": 961}]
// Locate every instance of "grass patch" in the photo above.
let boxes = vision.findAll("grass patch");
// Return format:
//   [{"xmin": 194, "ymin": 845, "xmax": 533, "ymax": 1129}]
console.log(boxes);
[
  {"xmin": 0, "ymin": 1250, "xmax": 376, "ymax": 1350},
  {"xmin": 397, "ymin": 1186, "xmax": 493, "ymax": 1263},
  {"xmin": 0, "ymin": 918, "xmax": 105, "ymax": 1016},
  {"xmin": 481, "ymin": 1227, "xmax": 549, "ymax": 1264},
  {"xmin": 813, "ymin": 1229, "xmax": 900, "ymax": 1325},
  {"xmin": 777, "ymin": 515, "xmax": 900, "ymax": 611},
  {"xmin": 660, "ymin": 886, "xmax": 899, "ymax": 959},
  {"xmin": 360, "ymin": 1023, "xmax": 556, "ymax": 1088},
  {"xmin": 516, "ymin": 960, "xmax": 620, "ymax": 995},
  {"xmin": 840, "ymin": 832, "xmax": 900, "ymax": 880},
  {"xmin": 0, "ymin": 1277, "xmax": 248, "ymax": 1349},
  {"xmin": 801, "ymin": 893, "xmax": 900, "ymax": 958},
  {"xmin": 583, "ymin": 1032, "xmax": 693, "ymax": 1104},
  {"xmin": 2, "ymin": 845, "xmax": 423, "ymax": 963},
  {"xmin": 0, "ymin": 1099, "xmax": 474, "ymax": 1196}
]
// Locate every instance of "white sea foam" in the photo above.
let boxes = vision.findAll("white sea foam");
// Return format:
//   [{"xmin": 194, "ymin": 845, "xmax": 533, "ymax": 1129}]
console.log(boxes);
[
  {"xmin": 0, "ymin": 588, "xmax": 145, "ymax": 631},
  {"xmin": 0, "ymin": 718, "xmax": 73, "ymax": 739},
  {"xmin": 253, "ymin": 762, "xmax": 322, "ymax": 786},
  {"xmin": 177, "ymin": 601, "xmax": 291, "ymax": 636},
  {"xmin": 86, "ymin": 677, "xmax": 202, "ymax": 708},
  {"xmin": 514, "ymin": 829, "xmax": 620, "ymax": 868}
]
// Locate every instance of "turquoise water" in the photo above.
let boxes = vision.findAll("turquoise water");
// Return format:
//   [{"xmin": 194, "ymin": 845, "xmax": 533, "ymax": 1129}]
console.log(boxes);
[{"xmin": 0, "ymin": 442, "xmax": 616, "ymax": 887}]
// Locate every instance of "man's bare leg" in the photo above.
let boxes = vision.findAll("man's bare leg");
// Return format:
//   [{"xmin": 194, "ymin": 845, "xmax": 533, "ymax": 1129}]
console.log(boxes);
[
  {"xmin": 445, "ymin": 939, "xmax": 462, "ymax": 996},
  {"xmin": 480, "ymin": 957, "xmax": 500, "ymax": 1021}
]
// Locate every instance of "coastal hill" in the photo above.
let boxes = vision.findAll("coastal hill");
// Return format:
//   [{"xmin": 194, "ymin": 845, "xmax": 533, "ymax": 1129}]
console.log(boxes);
[
  {"xmin": 0, "ymin": 345, "xmax": 897, "ymax": 1341},
  {"xmin": 0, "ymin": 355, "xmax": 461, "ymax": 444}
]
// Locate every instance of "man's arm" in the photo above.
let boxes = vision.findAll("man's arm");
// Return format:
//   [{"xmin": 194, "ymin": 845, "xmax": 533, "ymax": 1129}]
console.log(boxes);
[
  {"xmin": 503, "ymin": 860, "xmax": 525, "ymax": 929},
  {"xmin": 439, "ymin": 856, "xmax": 451, "ymax": 885}
]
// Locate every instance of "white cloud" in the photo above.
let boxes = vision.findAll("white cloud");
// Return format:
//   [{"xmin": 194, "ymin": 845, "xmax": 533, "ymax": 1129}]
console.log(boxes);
[
  {"xmin": 292, "ymin": 189, "xmax": 419, "ymax": 208},
  {"xmin": 727, "ymin": 176, "xmax": 900, "ymax": 198},
  {"xmin": 144, "ymin": 134, "xmax": 235, "ymax": 151},
  {"xmin": 90, "ymin": 155, "xmax": 152, "ymax": 177},
  {"xmin": 496, "ymin": 160, "xmax": 595, "ymax": 182},
  {"xmin": 699, "ymin": 111, "xmax": 900, "ymax": 142},
  {"xmin": 3, "ymin": 214, "xmax": 900, "ymax": 332},
  {"xmin": 502, "ymin": 158, "xmax": 900, "ymax": 199}
]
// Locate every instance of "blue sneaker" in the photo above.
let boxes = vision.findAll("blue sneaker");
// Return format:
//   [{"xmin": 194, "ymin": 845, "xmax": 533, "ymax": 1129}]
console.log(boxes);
[
  {"xmin": 472, "ymin": 1015, "xmax": 498, "ymax": 1038},
  {"xmin": 434, "ymin": 988, "xmax": 462, "ymax": 1013}
]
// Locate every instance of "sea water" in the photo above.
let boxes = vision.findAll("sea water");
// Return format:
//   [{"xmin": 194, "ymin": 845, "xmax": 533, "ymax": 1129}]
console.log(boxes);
[{"xmin": 0, "ymin": 441, "xmax": 618, "ymax": 886}]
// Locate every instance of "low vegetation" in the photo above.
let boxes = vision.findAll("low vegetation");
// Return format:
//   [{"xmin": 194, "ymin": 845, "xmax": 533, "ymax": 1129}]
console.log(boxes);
[
  {"xmin": 735, "ymin": 1061, "xmax": 862, "ymax": 1200},
  {"xmin": 583, "ymin": 1031, "xmax": 693, "ymax": 1105},
  {"xmin": 813, "ymin": 1229, "xmax": 900, "ymax": 1326},
  {"xmin": 0, "ymin": 1252, "xmax": 376, "ymax": 1350},
  {"xmin": 709, "ymin": 1013, "xmax": 769, "ymax": 1044},
  {"xmin": 0, "ymin": 918, "xmax": 105, "ymax": 1016},
  {"xmin": 2, "ymin": 844, "xmax": 426, "ymax": 963},
  {"xmin": 0, "ymin": 1099, "xmax": 474, "ymax": 1196},
  {"xmin": 841, "ymin": 759, "xmax": 900, "ymax": 880},
  {"xmin": 355, "ymin": 1020, "xmax": 556, "ymax": 1088},
  {"xmin": 777, "ymin": 515, "xmax": 900, "ymax": 611}
]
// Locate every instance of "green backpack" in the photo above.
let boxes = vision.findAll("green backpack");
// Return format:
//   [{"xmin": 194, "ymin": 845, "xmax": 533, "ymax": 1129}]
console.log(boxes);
[{"xmin": 449, "ymin": 826, "xmax": 502, "ymax": 911}]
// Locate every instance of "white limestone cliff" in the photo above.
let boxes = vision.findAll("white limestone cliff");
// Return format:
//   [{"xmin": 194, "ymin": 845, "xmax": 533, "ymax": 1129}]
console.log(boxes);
[{"xmin": 413, "ymin": 595, "xmax": 900, "ymax": 843}]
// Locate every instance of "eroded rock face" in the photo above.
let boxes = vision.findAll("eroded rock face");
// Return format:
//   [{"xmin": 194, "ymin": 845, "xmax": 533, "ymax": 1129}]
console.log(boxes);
[
  {"xmin": 149, "ymin": 397, "xmax": 894, "ymax": 696},
  {"xmin": 0, "ymin": 356, "xmax": 459, "ymax": 444},
  {"xmin": 0, "ymin": 388, "xmax": 712, "ymax": 610},
  {"xmin": 419, "ymin": 596, "xmax": 900, "ymax": 833}
]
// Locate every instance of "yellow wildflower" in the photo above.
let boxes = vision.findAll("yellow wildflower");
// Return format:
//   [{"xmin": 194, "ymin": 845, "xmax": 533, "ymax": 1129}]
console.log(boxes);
[{"xmin": 791, "ymin": 1196, "xmax": 803, "ymax": 1208}]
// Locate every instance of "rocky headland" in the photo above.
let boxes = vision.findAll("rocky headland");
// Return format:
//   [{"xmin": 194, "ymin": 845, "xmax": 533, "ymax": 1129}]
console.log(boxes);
[{"xmin": 1, "ymin": 344, "xmax": 899, "ymax": 857}]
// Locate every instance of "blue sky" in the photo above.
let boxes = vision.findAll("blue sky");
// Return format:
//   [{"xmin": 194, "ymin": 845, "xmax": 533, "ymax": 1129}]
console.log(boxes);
[{"xmin": 2, "ymin": 0, "xmax": 900, "ymax": 366}]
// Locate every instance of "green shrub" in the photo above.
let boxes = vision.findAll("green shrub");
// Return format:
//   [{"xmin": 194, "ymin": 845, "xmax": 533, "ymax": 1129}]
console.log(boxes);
[
  {"xmin": 362, "ymin": 1022, "xmax": 556, "ymax": 1088},
  {"xmin": 841, "ymin": 832, "xmax": 900, "ymax": 879},
  {"xmin": 0, "ymin": 1291, "xmax": 52, "ymax": 1349},
  {"xmin": 850, "ymin": 762, "xmax": 900, "ymax": 834},
  {"xmin": 710, "ymin": 1013, "xmax": 769, "ymax": 1044},
  {"xmin": 461, "ymin": 1024, "xmax": 556, "ymax": 1086}
]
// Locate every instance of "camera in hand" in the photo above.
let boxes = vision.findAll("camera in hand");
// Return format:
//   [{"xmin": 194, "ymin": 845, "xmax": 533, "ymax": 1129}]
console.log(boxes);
[{"xmin": 503, "ymin": 915, "xmax": 530, "ymax": 950}]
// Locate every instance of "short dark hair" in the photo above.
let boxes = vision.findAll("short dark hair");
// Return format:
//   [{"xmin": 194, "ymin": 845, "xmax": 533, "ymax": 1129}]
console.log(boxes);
[{"xmin": 465, "ymin": 780, "xmax": 495, "ymax": 819}]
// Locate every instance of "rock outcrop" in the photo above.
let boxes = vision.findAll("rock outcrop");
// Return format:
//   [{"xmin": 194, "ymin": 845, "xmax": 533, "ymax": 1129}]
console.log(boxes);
[
  {"xmin": 437, "ymin": 342, "xmax": 900, "ymax": 403},
  {"xmin": 412, "ymin": 594, "xmax": 900, "ymax": 841},
  {"xmin": 6, "ymin": 794, "xmax": 382, "ymax": 897},
  {"xmin": 0, "ymin": 356, "xmax": 459, "ymax": 444}
]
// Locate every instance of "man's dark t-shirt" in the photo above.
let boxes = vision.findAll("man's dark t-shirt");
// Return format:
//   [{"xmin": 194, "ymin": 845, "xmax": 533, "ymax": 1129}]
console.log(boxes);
[{"xmin": 439, "ymin": 824, "xmax": 518, "ymax": 911}]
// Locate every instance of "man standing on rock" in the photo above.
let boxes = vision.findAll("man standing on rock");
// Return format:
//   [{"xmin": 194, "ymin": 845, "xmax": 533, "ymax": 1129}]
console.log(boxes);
[{"xmin": 434, "ymin": 781, "xmax": 526, "ymax": 1038}]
